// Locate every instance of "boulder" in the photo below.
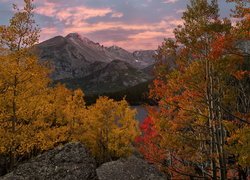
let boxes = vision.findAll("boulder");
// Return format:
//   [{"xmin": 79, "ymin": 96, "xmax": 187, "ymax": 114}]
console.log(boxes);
[
  {"xmin": 96, "ymin": 156, "xmax": 167, "ymax": 180},
  {"xmin": 1, "ymin": 142, "xmax": 97, "ymax": 180},
  {"xmin": 0, "ymin": 155, "xmax": 7, "ymax": 176}
]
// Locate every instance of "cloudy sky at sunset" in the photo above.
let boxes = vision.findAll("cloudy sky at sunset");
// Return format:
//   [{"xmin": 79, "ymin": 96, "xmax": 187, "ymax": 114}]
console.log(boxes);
[{"xmin": 0, "ymin": 0, "xmax": 234, "ymax": 51}]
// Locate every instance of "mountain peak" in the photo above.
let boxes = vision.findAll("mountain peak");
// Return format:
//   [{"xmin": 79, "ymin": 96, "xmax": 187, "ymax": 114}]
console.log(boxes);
[
  {"xmin": 65, "ymin": 33, "xmax": 81, "ymax": 39},
  {"xmin": 109, "ymin": 45, "xmax": 122, "ymax": 50},
  {"xmin": 65, "ymin": 33, "xmax": 100, "ymax": 46}
]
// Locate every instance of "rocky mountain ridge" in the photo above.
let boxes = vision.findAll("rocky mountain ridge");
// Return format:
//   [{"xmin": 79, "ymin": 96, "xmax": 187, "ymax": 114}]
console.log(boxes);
[{"xmin": 35, "ymin": 33, "xmax": 156, "ymax": 99}]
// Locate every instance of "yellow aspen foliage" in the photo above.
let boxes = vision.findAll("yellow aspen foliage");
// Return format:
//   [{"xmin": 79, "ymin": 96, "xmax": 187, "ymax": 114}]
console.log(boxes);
[
  {"xmin": 45, "ymin": 84, "xmax": 72, "ymax": 126},
  {"xmin": 226, "ymin": 124, "xmax": 250, "ymax": 167},
  {"xmin": 32, "ymin": 85, "xmax": 86, "ymax": 151},
  {"xmin": 81, "ymin": 97, "xmax": 139, "ymax": 163},
  {"xmin": 0, "ymin": 59, "xmax": 51, "ymax": 161},
  {"xmin": 0, "ymin": 0, "xmax": 51, "ymax": 170},
  {"xmin": 0, "ymin": 43, "xmax": 51, "ymax": 167},
  {"xmin": 64, "ymin": 89, "xmax": 86, "ymax": 141}
]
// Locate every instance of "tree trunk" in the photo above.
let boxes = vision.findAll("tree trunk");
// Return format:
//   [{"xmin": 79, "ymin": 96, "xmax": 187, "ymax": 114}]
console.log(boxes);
[{"xmin": 206, "ymin": 59, "xmax": 217, "ymax": 179}]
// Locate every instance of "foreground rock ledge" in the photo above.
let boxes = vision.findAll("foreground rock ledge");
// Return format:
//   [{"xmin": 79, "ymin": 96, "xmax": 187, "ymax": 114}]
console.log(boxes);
[
  {"xmin": 1, "ymin": 143, "xmax": 97, "ymax": 180},
  {"xmin": 96, "ymin": 156, "xmax": 167, "ymax": 180}
]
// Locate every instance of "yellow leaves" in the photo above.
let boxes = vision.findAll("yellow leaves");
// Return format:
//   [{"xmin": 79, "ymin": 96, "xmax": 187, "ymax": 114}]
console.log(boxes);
[
  {"xmin": 80, "ymin": 97, "xmax": 139, "ymax": 161},
  {"xmin": 227, "ymin": 125, "xmax": 250, "ymax": 167},
  {"xmin": 0, "ymin": 48, "xmax": 54, "ymax": 159},
  {"xmin": 35, "ymin": 126, "xmax": 69, "ymax": 151},
  {"xmin": 0, "ymin": 0, "xmax": 39, "ymax": 51},
  {"xmin": 64, "ymin": 88, "xmax": 85, "ymax": 122}
]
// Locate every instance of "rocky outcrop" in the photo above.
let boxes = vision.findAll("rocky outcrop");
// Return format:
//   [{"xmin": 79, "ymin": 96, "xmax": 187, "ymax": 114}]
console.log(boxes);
[
  {"xmin": 1, "ymin": 143, "xmax": 97, "ymax": 180},
  {"xmin": 106, "ymin": 46, "xmax": 138, "ymax": 67},
  {"xmin": 1, "ymin": 144, "xmax": 168, "ymax": 180},
  {"xmin": 96, "ymin": 156, "xmax": 167, "ymax": 180},
  {"xmin": 0, "ymin": 156, "xmax": 7, "ymax": 177},
  {"xmin": 133, "ymin": 50, "xmax": 156, "ymax": 69}
]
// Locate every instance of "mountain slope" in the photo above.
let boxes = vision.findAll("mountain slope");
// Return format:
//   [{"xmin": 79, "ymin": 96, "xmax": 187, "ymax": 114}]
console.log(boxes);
[
  {"xmin": 35, "ymin": 33, "xmax": 155, "ymax": 100},
  {"xmin": 133, "ymin": 50, "xmax": 156, "ymax": 69},
  {"xmin": 57, "ymin": 59, "xmax": 152, "ymax": 95},
  {"xmin": 36, "ymin": 33, "xmax": 156, "ymax": 80}
]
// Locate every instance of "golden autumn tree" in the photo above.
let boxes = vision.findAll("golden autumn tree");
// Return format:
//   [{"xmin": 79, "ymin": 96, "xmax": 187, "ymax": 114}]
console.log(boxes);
[
  {"xmin": 64, "ymin": 88, "xmax": 86, "ymax": 141},
  {"xmin": 32, "ymin": 84, "xmax": 72, "ymax": 151},
  {"xmin": 0, "ymin": 0, "xmax": 51, "ymax": 170},
  {"xmin": 30, "ymin": 85, "xmax": 86, "ymax": 152},
  {"xmin": 82, "ymin": 97, "xmax": 139, "ymax": 163}
]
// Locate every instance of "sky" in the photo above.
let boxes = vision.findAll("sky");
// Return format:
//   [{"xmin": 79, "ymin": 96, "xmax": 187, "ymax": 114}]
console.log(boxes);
[{"xmin": 0, "ymin": 0, "xmax": 235, "ymax": 51}]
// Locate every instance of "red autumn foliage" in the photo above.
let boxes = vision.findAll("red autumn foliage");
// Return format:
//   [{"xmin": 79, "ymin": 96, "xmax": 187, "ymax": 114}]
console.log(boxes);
[
  {"xmin": 135, "ymin": 116, "xmax": 166, "ymax": 165},
  {"xmin": 210, "ymin": 35, "xmax": 227, "ymax": 60},
  {"xmin": 233, "ymin": 70, "xmax": 250, "ymax": 80}
]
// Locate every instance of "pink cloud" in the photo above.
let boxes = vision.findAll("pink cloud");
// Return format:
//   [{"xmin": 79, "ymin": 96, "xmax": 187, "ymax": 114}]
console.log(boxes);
[
  {"xmin": 36, "ymin": 1, "xmax": 183, "ymax": 50},
  {"xmin": 61, "ymin": 16, "xmax": 182, "ymax": 33},
  {"xmin": 129, "ymin": 31, "xmax": 171, "ymax": 39},
  {"xmin": 35, "ymin": 1, "xmax": 57, "ymax": 17},
  {"xmin": 39, "ymin": 15, "xmax": 183, "ymax": 50},
  {"xmin": 103, "ymin": 39, "xmax": 160, "ymax": 51},
  {"xmin": 111, "ymin": 12, "xmax": 124, "ymax": 18},
  {"xmin": 40, "ymin": 27, "xmax": 60, "ymax": 42},
  {"xmin": 57, "ymin": 6, "xmax": 112, "ymax": 21},
  {"xmin": 35, "ymin": 2, "xmax": 120, "ymax": 24},
  {"xmin": 162, "ymin": 0, "xmax": 179, "ymax": 4}
]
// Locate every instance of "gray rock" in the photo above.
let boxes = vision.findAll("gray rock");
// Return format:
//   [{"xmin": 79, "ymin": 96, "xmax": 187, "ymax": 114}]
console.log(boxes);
[
  {"xmin": 96, "ymin": 156, "xmax": 167, "ymax": 180},
  {"xmin": 1, "ymin": 143, "xmax": 97, "ymax": 180},
  {"xmin": 133, "ymin": 50, "xmax": 156, "ymax": 69},
  {"xmin": 0, "ymin": 156, "xmax": 7, "ymax": 176}
]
